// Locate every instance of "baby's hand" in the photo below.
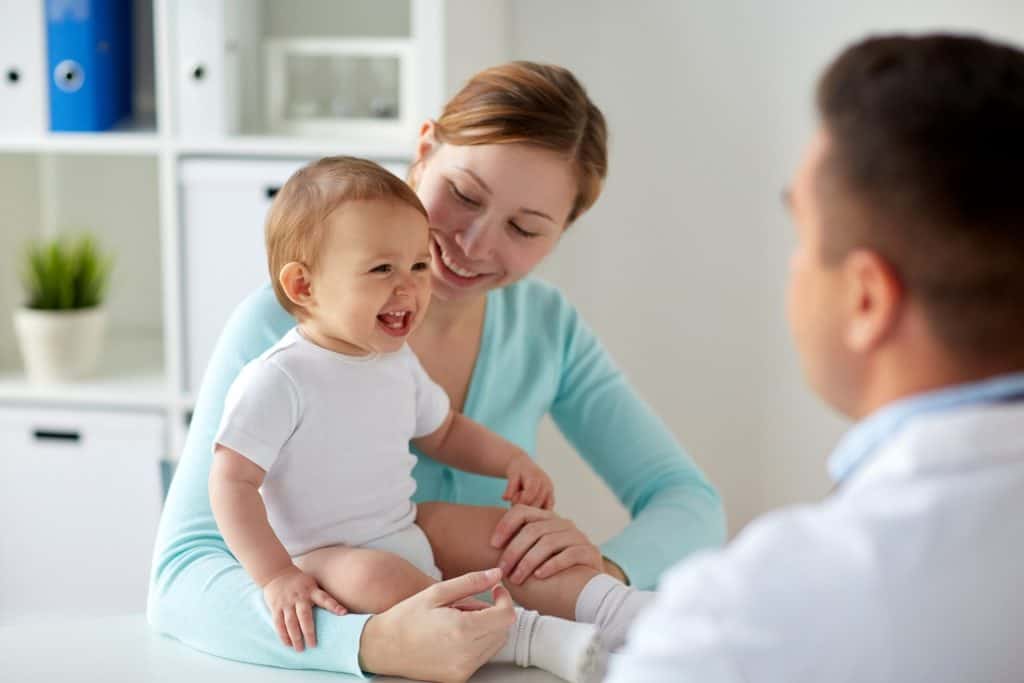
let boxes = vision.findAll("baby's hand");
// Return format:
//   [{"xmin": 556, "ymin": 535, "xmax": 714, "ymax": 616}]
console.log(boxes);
[
  {"xmin": 262, "ymin": 566, "xmax": 347, "ymax": 652},
  {"xmin": 503, "ymin": 453, "xmax": 555, "ymax": 510}
]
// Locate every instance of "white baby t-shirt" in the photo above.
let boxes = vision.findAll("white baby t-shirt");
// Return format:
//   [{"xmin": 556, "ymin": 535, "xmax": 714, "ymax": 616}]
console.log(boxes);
[{"xmin": 214, "ymin": 327, "xmax": 450, "ymax": 556}]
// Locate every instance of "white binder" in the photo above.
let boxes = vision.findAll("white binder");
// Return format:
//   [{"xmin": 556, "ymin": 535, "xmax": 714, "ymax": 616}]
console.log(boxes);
[
  {"xmin": 0, "ymin": 1, "xmax": 47, "ymax": 135},
  {"xmin": 174, "ymin": 0, "xmax": 260, "ymax": 138}
]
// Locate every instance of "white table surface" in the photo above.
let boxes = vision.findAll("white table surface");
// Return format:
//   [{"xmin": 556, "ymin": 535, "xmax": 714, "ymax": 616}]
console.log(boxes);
[{"xmin": 0, "ymin": 614, "xmax": 561, "ymax": 682}]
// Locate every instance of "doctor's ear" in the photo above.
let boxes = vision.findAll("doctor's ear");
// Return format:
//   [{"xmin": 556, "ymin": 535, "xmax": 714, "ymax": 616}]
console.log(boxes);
[
  {"xmin": 279, "ymin": 262, "xmax": 314, "ymax": 310},
  {"xmin": 842, "ymin": 249, "xmax": 904, "ymax": 353}
]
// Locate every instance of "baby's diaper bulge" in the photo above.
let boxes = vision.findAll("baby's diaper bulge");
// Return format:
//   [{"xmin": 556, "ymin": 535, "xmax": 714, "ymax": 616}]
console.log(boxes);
[{"xmin": 359, "ymin": 523, "xmax": 442, "ymax": 581}]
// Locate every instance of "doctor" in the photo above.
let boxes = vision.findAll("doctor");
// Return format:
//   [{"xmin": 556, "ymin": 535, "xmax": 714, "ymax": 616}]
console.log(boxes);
[{"xmin": 606, "ymin": 33, "xmax": 1024, "ymax": 682}]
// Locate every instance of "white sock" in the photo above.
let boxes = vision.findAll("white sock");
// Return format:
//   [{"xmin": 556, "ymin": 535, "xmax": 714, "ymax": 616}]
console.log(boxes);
[
  {"xmin": 491, "ymin": 607, "xmax": 599, "ymax": 682},
  {"xmin": 574, "ymin": 574, "xmax": 656, "ymax": 652}
]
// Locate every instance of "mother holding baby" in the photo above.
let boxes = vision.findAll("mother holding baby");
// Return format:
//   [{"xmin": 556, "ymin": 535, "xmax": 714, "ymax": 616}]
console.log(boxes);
[{"xmin": 148, "ymin": 61, "xmax": 725, "ymax": 681}]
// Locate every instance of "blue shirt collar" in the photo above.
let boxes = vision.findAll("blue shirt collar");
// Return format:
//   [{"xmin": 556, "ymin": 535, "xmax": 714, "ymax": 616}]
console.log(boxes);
[{"xmin": 828, "ymin": 371, "xmax": 1024, "ymax": 484}]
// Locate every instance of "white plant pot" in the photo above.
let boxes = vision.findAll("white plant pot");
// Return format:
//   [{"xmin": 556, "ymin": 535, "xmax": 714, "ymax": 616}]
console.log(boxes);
[{"xmin": 13, "ymin": 306, "xmax": 108, "ymax": 384}]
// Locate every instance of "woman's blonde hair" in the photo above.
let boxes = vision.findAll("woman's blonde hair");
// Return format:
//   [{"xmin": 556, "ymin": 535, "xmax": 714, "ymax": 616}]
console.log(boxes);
[
  {"xmin": 266, "ymin": 156, "xmax": 427, "ymax": 316},
  {"xmin": 415, "ymin": 61, "xmax": 608, "ymax": 225}
]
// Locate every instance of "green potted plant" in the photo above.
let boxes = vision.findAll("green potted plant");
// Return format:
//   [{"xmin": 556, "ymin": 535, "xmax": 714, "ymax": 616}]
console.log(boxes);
[{"xmin": 14, "ymin": 234, "xmax": 114, "ymax": 383}]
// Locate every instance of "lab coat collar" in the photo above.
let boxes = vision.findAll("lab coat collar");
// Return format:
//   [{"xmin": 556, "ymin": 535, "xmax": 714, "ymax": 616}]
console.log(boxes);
[{"xmin": 828, "ymin": 371, "xmax": 1024, "ymax": 485}]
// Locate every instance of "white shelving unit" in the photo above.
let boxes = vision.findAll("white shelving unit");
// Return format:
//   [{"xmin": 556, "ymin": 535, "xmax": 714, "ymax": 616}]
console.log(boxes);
[{"xmin": 0, "ymin": 0, "xmax": 508, "ymax": 465}]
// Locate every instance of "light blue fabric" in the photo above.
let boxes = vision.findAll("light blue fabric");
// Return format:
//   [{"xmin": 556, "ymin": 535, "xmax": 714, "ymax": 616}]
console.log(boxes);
[
  {"xmin": 828, "ymin": 371, "xmax": 1024, "ymax": 483},
  {"xmin": 148, "ymin": 278, "xmax": 726, "ymax": 676}
]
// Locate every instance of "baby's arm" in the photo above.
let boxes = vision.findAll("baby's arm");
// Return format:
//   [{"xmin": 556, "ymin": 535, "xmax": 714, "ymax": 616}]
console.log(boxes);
[
  {"xmin": 209, "ymin": 445, "xmax": 294, "ymax": 585},
  {"xmin": 413, "ymin": 411, "xmax": 555, "ymax": 509},
  {"xmin": 209, "ymin": 445, "xmax": 345, "ymax": 650}
]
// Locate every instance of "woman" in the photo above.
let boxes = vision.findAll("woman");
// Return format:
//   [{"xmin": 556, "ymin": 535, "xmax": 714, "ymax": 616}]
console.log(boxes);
[{"xmin": 148, "ymin": 61, "xmax": 725, "ymax": 681}]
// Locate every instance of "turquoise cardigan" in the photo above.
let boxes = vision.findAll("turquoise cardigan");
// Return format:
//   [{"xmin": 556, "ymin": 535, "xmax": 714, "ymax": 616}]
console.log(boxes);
[{"xmin": 148, "ymin": 278, "xmax": 726, "ymax": 676}]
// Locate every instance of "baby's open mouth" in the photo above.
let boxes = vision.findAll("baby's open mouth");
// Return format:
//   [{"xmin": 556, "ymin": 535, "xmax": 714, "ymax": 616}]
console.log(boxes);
[{"xmin": 376, "ymin": 310, "xmax": 412, "ymax": 336}]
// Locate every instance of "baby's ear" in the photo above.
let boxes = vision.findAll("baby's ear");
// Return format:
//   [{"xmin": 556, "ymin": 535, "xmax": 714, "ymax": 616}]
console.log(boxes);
[{"xmin": 279, "ymin": 261, "xmax": 314, "ymax": 310}]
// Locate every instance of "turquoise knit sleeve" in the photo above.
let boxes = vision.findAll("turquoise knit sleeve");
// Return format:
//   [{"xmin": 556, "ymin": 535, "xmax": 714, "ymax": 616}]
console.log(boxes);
[
  {"xmin": 549, "ymin": 299, "xmax": 727, "ymax": 590},
  {"xmin": 147, "ymin": 286, "xmax": 370, "ymax": 678}
]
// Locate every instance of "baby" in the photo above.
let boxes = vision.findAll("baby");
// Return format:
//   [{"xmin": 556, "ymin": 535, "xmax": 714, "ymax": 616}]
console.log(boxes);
[{"xmin": 209, "ymin": 156, "xmax": 601, "ymax": 682}]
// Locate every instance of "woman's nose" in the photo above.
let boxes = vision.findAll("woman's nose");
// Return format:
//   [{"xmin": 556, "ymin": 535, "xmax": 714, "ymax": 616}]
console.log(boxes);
[{"xmin": 454, "ymin": 218, "xmax": 496, "ymax": 259}]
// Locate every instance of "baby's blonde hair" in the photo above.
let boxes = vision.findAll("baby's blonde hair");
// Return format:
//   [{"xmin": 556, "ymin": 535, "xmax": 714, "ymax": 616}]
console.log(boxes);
[{"xmin": 265, "ymin": 156, "xmax": 428, "ymax": 316}]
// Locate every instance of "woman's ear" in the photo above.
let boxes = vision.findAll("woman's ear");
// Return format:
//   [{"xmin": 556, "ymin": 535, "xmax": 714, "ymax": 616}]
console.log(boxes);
[
  {"xmin": 415, "ymin": 120, "xmax": 438, "ymax": 164},
  {"xmin": 279, "ymin": 261, "xmax": 314, "ymax": 312}
]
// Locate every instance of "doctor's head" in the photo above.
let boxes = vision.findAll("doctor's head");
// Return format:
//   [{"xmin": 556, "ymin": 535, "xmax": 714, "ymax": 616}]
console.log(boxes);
[{"xmin": 785, "ymin": 34, "xmax": 1024, "ymax": 419}]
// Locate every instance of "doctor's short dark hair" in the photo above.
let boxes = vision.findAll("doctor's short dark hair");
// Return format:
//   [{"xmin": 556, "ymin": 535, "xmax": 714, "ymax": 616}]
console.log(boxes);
[{"xmin": 815, "ymin": 33, "xmax": 1024, "ymax": 362}]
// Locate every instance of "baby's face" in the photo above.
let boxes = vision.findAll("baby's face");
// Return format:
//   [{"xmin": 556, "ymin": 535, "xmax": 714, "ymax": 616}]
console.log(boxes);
[{"xmin": 304, "ymin": 199, "xmax": 432, "ymax": 355}]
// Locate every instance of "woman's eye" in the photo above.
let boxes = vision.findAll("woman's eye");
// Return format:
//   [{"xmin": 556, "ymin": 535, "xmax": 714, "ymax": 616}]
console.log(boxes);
[
  {"xmin": 449, "ymin": 182, "xmax": 480, "ymax": 207},
  {"xmin": 370, "ymin": 264, "xmax": 393, "ymax": 274},
  {"xmin": 510, "ymin": 221, "xmax": 539, "ymax": 238}
]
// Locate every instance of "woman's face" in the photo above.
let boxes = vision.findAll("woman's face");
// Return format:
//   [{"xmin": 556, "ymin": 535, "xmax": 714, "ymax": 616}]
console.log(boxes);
[{"xmin": 413, "ymin": 131, "xmax": 579, "ymax": 302}]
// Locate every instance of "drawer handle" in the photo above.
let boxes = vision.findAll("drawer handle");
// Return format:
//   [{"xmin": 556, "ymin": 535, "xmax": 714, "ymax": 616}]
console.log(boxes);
[
  {"xmin": 33, "ymin": 429, "xmax": 81, "ymax": 443},
  {"xmin": 265, "ymin": 186, "xmax": 280, "ymax": 200}
]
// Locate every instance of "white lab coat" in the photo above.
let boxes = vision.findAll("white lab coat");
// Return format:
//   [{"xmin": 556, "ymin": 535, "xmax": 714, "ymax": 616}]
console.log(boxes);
[{"xmin": 606, "ymin": 401, "xmax": 1024, "ymax": 682}]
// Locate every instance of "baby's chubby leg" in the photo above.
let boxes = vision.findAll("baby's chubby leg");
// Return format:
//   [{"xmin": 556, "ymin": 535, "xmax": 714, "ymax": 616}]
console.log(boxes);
[
  {"xmin": 294, "ymin": 545, "xmax": 435, "ymax": 614},
  {"xmin": 416, "ymin": 502, "xmax": 600, "ymax": 620}
]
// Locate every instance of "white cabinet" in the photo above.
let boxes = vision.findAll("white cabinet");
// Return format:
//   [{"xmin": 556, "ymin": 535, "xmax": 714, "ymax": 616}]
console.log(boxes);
[{"xmin": 0, "ymin": 407, "xmax": 164, "ymax": 616}]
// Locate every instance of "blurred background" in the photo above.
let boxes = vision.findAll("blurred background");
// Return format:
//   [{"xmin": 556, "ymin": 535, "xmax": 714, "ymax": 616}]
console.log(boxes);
[{"xmin": 2, "ymin": 0, "xmax": 1023, "ymax": 617}]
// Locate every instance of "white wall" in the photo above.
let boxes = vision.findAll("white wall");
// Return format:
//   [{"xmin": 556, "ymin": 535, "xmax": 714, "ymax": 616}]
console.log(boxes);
[{"xmin": 502, "ymin": 0, "xmax": 1024, "ymax": 540}]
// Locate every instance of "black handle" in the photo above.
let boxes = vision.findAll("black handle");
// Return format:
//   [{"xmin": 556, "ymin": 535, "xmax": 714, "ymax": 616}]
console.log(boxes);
[
  {"xmin": 6, "ymin": 68, "xmax": 20, "ymax": 84},
  {"xmin": 33, "ymin": 429, "xmax": 81, "ymax": 443},
  {"xmin": 265, "ymin": 186, "xmax": 281, "ymax": 200},
  {"xmin": 192, "ymin": 64, "xmax": 206, "ymax": 81}
]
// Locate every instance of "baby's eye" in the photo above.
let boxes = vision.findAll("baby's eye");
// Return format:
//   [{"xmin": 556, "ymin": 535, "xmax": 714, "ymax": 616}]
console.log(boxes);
[
  {"xmin": 370, "ymin": 264, "xmax": 393, "ymax": 274},
  {"xmin": 412, "ymin": 261, "xmax": 429, "ymax": 272}
]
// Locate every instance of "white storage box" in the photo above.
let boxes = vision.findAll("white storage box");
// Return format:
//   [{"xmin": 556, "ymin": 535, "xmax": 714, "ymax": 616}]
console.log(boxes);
[
  {"xmin": 0, "ymin": 407, "xmax": 165, "ymax": 616},
  {"xmin": 179, "ymin": 157, "xmax": 408, "ymax": 394},
  {"xmin": 265, "ymin": 38, "xmax": 415, "ymax": 140}
]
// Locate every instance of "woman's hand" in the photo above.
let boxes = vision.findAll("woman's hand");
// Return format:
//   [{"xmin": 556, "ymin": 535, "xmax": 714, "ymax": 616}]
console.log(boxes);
[
  {"xmin": 491, "ymin": 504, "xmax": 621, "ymax": 585},
  {"xmin": 359, "ymin": 568, "xmax": 515, "ymax": 683},
  {"xmin": 262, "ymin": 566, "xmax": 347, "ymax": 652}
]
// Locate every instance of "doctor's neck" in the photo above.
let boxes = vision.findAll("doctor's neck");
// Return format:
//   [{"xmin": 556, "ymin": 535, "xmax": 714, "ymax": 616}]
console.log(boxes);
[{"xmin": 846, "ymin": 332, "xmax": 1024, "ymax": 421}]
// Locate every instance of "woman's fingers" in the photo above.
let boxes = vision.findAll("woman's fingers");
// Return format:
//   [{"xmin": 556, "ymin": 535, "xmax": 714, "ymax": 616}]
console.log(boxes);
[
  {"xmin": 311, "ymin": 588, "xmax": 347, "ymax": 615},
  {"xmin": 533, "ymin": 544, "xmax": 592, "ymax": 579},
  {"xmin": 423, "ymin": 568, "xmax": 502, "ymax": 608},
  {"xmin": 284, "ymin": 607, "xmax": 304, "ymax": 651},
  {"xmin": 498, "ymin": 518, "xmax": 564, "ymax": 576},
  {"xmin": 297, "ymin": 601, "xmax": 317, "ymax": 649},
  {"xmin": 491, "ymin": 584, "xmax": 514, "ymax": 611},
  {"xmin": 450, "ymin": 596, "xmax": 492, "ymax": 611},
  {"xmin": 490, "ymin": 504, "xmax": 553, "ymax": 548},
  {"xmin": 509, "ymin": 530, "xmax": 577, "ymax": 584},
  {"xmin": 464, "ymin": 583, "xmax": 516, "ymax": 633}
]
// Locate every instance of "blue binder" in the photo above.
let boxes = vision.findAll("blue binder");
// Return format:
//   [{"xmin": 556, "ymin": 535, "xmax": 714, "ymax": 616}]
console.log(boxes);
[{"xmin": 46, "ymin": 0, "xmax": 132, "ymax": 132}]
